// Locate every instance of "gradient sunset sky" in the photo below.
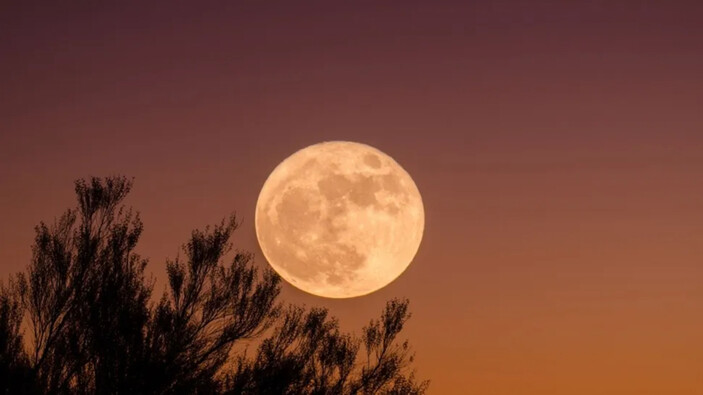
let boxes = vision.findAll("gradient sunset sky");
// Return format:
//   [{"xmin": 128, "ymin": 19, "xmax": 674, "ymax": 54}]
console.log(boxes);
[{"xmin": 2, "ymin": 2, "xmax": 703, "ymax": 393}]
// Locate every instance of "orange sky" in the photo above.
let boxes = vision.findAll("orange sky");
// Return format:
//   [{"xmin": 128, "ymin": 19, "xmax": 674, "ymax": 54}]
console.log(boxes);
[{"xmin": 1, "ymin": 2, "xmax": 703, "ymax": 393}]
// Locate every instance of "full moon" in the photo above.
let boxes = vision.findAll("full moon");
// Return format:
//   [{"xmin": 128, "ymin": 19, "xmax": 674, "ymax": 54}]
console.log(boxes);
[{"xmin": 255, "ymin": 141, "xmax": 424, "ymax": 298}]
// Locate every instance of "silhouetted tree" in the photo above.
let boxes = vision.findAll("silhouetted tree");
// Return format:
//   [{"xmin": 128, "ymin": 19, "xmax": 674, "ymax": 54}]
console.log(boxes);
[
  {"xmin": 1, "ymin": 176, "xmax": 427, "ymax": 394},
  {"xmin": 0, "ymin": 281, "xmax": 36, "ymax": 394},
  {"xmin": 225, "ymin": 299, "xmax": 427, "ymax": 395},
  {"xmin": 144, "ymin": 218, "xmax": 281, "ymax": 394},
  {"xmin": 9, "ymin": 177, "xmax": 151, "ymax": 394}
]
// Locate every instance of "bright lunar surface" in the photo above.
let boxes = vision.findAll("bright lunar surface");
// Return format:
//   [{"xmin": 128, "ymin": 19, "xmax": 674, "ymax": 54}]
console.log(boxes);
[{"xmin": 255, "ymin": 141, "xmax": 424, "ymax": 298}]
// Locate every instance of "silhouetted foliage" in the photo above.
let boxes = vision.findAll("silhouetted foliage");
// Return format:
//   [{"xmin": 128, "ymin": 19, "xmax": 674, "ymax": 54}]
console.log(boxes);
[
  {"xmin": 225, "ymin": 299, "xmax": 427, "ymax": 395},
  {"xmin": 0, "ymin": 281, "xmax": 36, "ymax": 394},
  {"xmin": 0, "ymin": 177, "xmax": 427, "ymax": 394}
]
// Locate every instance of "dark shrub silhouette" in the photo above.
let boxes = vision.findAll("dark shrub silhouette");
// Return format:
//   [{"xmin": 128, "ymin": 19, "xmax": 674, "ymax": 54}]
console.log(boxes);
[{"xmin": 0, "ymin": 177, "xmax": 427, "ymax": 394}]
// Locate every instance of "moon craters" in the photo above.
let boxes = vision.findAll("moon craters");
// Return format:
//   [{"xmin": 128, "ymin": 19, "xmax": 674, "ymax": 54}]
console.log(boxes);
[{"xmin": 255, "ymin": 141, "xmax": 424, "ymax": 298}]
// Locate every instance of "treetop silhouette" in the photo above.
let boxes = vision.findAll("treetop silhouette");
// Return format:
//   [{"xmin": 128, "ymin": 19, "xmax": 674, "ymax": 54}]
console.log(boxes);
[{"xmin": 0, "ymin": 176, "xmax": 427, "ymax": 394}]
